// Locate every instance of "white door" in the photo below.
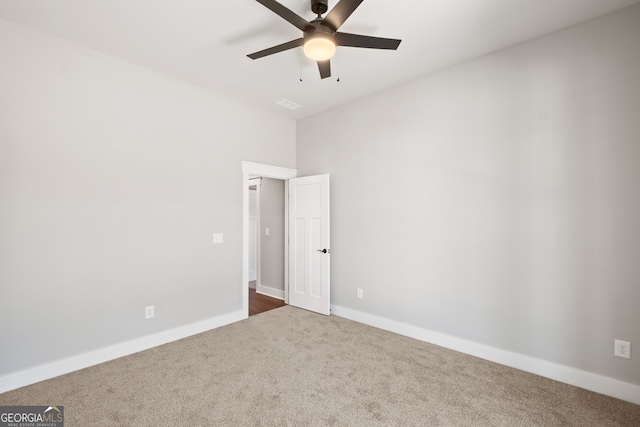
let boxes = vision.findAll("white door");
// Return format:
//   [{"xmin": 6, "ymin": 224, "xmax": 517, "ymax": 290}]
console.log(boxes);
[{"xmin": 288, "ymin": 174, "xmax": 330, "ymax": 315}]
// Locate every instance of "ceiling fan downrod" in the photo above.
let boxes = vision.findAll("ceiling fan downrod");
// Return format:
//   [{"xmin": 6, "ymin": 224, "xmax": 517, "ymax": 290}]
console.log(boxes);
[{"xmin": 311, "ymin": 0, "xmax": 328, "ymax": 17}]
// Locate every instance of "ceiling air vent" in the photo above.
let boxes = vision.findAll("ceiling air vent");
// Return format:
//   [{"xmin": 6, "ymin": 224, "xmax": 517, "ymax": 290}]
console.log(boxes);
[{"xmin": 274, "ymin": 98, "xmax": 303, "ymax": 111}]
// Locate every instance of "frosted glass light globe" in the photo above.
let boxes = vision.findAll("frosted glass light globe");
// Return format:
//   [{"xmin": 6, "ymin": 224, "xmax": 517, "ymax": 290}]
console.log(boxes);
[{"xmin": 303, "ymin": 37, "xmax": 336, "ymax": 61}]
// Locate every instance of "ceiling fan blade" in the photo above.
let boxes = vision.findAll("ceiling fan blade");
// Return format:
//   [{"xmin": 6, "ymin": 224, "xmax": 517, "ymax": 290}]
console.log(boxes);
[
  {"xmin": 335, "ymin": 32, "xmax": 401, "ymax": 50},
  {"xmin": 255, "ymin": 0, "xmax": 310, "ymax": 31},
  {"xmin": 323, "ymin": 0, "xmax": 364, "ymax": 31},
  {"xmin": 318, "ymin": 60, "xmax": 331, "ymax": 79},
  {"xmin": 247, "ymin": 38, "xmax": 303, "ymax": 59}
]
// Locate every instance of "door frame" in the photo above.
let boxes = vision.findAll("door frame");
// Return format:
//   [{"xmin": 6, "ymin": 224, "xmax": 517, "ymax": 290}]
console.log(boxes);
[{"xmin": 242, "ymin": 161, "xmax": 297, "ymax": 317}]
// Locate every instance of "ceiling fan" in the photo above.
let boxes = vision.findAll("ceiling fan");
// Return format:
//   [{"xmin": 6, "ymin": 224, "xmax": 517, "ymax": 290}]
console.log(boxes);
[{"xmin": 247, "ymin": 0, "xmax": 402, "ymax": 79}]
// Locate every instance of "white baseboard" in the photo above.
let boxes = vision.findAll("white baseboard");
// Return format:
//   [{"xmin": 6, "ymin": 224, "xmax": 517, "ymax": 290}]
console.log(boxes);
[
  {"xmin": 330, "ymin": 304, "xmax": 640, "ymax": 405},
  {"xmin": 257, "ymin": 284, "xmax": 285, "ymax": 300},
  {"xmin": 0, "ymin": 310, "xmax": 246, "ymax": 394}
]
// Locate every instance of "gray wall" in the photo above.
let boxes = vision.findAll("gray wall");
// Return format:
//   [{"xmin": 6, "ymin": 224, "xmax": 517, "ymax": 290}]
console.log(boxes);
[
  {"xmin": 297, "ymin": 5, "xmax": 640, "ymax": 385},
  {"xmin": 259, "ymin": 178, "xmax": 285, "ymax": 295},
  {"xmin": 0, "ymin": 18, "xmax": 295, "ymax": 376}
]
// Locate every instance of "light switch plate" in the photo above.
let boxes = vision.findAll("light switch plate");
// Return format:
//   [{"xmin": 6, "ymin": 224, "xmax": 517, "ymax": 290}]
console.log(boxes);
[
  {"xmin": 213, "ymin": 233, "xmax": 223, "ymax": 244},
  {"xmin": 145, "ymin": 305, "xmax": 154, "ymax": 319}
]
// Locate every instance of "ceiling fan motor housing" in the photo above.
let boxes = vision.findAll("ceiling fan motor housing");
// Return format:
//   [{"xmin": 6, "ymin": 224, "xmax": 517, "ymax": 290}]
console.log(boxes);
[
  {"xmin": 311, "ymin": 0, "xmax": 328, "ymax": 16},
  {"xmin": 305, "ymin": 18, "xmax": 335, "ymax": 40}
]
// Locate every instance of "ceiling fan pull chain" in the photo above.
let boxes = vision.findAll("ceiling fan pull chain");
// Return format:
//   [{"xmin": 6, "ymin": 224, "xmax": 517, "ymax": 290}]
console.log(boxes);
[
  {"xmin": 299, "ymin": 47, "xmax": 304, "ymax": 82},
  {"xmin": 336, "ymin": 47, "xmax": 340, "ymax": 82}
]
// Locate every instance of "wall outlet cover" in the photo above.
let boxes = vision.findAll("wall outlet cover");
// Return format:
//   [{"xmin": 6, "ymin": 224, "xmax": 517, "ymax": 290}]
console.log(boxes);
[{"xmin": 614, "ymin": 339, "xmax": 631, "ymax": 359}]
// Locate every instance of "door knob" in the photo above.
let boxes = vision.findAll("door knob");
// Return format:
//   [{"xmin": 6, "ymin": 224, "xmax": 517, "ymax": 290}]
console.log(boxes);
[{"xmin": 317, "ymin": 249, "xmax": 330, "ymax": 254}]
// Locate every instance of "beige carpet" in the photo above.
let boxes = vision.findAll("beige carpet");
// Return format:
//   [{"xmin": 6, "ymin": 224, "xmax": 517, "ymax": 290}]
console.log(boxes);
[{"xmin": 1, "ymin": 306, "xmax": 639, "ymax": 426}]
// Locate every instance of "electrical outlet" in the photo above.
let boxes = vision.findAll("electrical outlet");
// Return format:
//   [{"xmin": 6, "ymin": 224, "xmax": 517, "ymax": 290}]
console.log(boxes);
[
  {"xmin": 213, "ymin": 233, "xmax": 223, "ymax": 244},
  {"xmin": 145, "ymin": 305, "xmax": 155, "ymax": 319},
  {"xmin": 357, "ymin": 288, "xmax": 363, "ymax": 299},
  {"xmin": 614, "ymin": 339, "xmax": 631, "ymax": 359},
  {"xmin": 265, "ymin": 228, "xmax": 270, "ymax": 236}
]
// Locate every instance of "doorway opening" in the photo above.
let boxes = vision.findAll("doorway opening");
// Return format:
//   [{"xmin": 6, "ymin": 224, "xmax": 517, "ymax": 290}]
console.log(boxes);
[
  {"xmin": 242, "ymin": 161, "xmax": 331, "ymax": 317},
  {"xmin": 247, "ymin": 176, "xmax": 287, "ymax": 316},
  {"xmin": 242, "ymin": 162, "xmax": 297, "ymax": 317}
]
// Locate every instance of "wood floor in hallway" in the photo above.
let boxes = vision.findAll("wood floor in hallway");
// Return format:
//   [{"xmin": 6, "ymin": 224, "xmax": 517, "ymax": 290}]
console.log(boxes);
[{"xmin": 249, "ymin": 287, "xmax": 286, "ymax": 316}]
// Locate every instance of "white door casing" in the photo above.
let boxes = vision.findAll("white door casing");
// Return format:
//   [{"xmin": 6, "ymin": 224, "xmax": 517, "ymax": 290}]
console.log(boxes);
[{"xmin": 288, "ymin": 174, "xmax": 330, "ymax": 315}]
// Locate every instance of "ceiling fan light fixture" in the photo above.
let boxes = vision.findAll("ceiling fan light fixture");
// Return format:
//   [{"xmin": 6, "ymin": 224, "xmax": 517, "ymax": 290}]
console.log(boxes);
[
  {"xmin": 303, "ymin": 35, "xmax": 336, "ymax": 61},
  {"xmin": 248, "ymin": 0, "xmax": 402, "ymax": 79}
]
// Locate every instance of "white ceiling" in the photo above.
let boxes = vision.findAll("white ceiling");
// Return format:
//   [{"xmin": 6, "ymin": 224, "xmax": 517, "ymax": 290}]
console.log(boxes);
[{"xmin": 1, "ymin": 0, "xmax": 639, "ymax": 119}]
